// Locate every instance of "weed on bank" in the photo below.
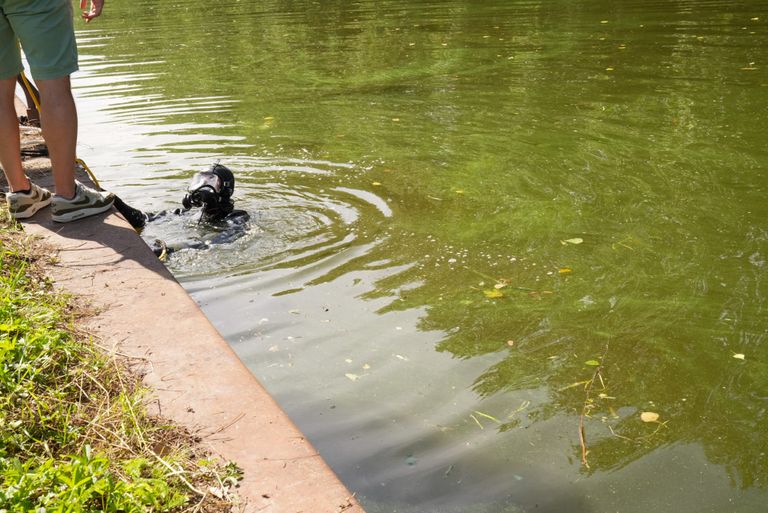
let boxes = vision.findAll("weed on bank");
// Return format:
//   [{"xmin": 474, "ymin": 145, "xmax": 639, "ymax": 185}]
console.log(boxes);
[{"xmin": 0, "ymin": 213, "xmax": 239, "ymax": 512}]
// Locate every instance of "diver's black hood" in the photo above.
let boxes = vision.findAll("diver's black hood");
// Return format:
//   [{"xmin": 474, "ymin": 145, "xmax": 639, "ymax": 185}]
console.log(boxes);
[{"xmin": 182, "ymin": 163, "xmax": 236, "ymax": 219}]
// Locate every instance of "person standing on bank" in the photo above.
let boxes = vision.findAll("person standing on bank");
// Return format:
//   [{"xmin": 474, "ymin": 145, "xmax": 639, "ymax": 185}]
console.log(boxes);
[{"xmin": 0, "ymin": 0, "xmax": 115, "ymax": 222}]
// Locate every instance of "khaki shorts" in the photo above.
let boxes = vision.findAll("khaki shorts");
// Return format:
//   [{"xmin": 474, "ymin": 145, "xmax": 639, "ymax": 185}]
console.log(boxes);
[{"xmin": 0, "ymin": 0, "xmax": 78, "ymax": 80}]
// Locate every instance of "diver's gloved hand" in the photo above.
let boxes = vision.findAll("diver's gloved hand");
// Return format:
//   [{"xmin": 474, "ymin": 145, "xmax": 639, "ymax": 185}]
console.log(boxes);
[
  {"xmin": 151, "ymin": 239, "xmax": 168, "ymax": 261},
  {"xmin": 113, "ymin": 196, "xmax": 147, "ymax": 230}
]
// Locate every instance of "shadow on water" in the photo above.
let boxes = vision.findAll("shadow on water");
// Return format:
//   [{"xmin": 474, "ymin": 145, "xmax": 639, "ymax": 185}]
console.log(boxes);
[{"xmin": 70, "ymin": 0, "xmax": 768, "ymax": 511}]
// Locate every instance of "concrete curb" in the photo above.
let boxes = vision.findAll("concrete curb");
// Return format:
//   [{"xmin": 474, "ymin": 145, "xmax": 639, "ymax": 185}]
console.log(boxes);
[{"xmin": 4, "ymin": 152, "xmax": 364, "ymax": 512}]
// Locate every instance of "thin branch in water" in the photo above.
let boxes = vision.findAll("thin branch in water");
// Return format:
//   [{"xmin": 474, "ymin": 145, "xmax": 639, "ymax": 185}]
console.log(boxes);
[{"xmin": 578, "ymin": 339, "xmax": 611, "ymax": 468}]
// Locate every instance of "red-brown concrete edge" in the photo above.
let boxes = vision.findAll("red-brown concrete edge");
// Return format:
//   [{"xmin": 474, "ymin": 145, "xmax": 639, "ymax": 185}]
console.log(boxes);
[{"xmin": 4, "ymin": 139, "xmax": 364, "ymax": 513}]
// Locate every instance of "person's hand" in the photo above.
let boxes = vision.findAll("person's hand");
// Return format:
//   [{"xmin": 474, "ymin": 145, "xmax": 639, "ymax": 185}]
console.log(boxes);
[{"xmin": 80, "ymin": 0, "xmax": 104, "ymax": 23}]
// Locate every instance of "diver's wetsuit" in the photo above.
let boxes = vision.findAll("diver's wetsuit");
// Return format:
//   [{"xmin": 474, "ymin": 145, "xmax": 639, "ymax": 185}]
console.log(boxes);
[{"xmin": 114, "ymin": 196, "xmax": 250, "ymax": 257}]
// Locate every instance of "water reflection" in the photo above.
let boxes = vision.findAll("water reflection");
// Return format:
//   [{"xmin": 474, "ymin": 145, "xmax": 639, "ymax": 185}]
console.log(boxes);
[{"xmin": 72, "ymin": 0, "xmax": 768, "ymax": 511}]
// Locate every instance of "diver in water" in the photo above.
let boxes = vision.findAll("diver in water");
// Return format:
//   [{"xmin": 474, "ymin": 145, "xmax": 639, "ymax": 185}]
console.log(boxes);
[{"xmin": 114, "ymin": 163, "xmax": 250, "ymax": 258}]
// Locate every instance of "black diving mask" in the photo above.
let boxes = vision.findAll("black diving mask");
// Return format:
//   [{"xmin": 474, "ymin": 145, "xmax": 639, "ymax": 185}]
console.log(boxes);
[{"xmin": 182, "ymin": 171, "xmax": 222, "ymax": 209}]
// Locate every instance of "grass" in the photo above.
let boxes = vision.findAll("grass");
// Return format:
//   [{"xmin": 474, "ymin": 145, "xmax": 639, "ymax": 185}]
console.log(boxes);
[{"xmin": 0, "ymin": 210, "xmax": 241, "ymax": 512}]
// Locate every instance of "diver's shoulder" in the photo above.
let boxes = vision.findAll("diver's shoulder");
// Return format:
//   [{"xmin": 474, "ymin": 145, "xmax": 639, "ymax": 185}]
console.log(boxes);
[{"xmin": 226, "ymin": 210, "xmax": 250, "ymax": 222}]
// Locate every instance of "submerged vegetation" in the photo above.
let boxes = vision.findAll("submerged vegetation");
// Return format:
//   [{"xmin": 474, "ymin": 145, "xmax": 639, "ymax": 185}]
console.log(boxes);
[{"xmin": 0, "ymin": 212, "xmax": 240, "ymax": 511}]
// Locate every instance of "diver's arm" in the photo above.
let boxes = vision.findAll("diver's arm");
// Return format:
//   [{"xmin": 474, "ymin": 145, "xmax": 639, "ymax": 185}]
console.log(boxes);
[
  {"xmin": 113, "ymin": 196, "xmax": 148, "ymax": 229},
  {"xmin": 113, "ymin": 196, "xmax": 181, "ymax": 228},
  {"xmin": 151, "ymin": 238, "xmax": 208, "ymax": 259}
]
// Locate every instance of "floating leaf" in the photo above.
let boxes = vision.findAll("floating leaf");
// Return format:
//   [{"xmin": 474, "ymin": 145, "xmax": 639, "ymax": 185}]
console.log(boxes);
[
  {"xmin": 640, "ymin": 411, "xmax": 659, "ymax": 423},
  {"xmin": 260, "ymin": 117, "xmax": 275, "ymax": 130},
  {"xmin": 506, "ymin": 340, "xmax": 515, "ymax": 347},
  {"xmin": 585, "ymin": 360, "xmax": 601, "ymax": 366},
  {"xmin": 493, "ymin": 282, "xmax": 506, "ymax": 289},
  {"xmin": 561, "ymin": 238, "xmax": 584, "ymax": 245},
  {"xmin": 372, "ymin": 181, "xmax": 382, "ymax": 186},
  {"xmin": 559, "ymin": 267, "xmax": 573, "ymax": 274},
  {"xmin": 345, "ymin": 373, "xmax": 360, "ymax": 382},
  {"xmin": 733, "ymin": 353, "xmax": 746, "ymax": 360},
  {"xmin": 483, "ymin": 289, "xmax": 504, "ymax": 299}
]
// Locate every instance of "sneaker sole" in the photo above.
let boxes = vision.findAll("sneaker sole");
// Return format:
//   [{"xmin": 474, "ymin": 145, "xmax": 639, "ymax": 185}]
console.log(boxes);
[
  {"xmin": 51, "ymin": 202, "xmax": 114, "ymax": 223},
  {"xmin": 10, "ymin": 196, "xmax": 53, "ymax": 219}
]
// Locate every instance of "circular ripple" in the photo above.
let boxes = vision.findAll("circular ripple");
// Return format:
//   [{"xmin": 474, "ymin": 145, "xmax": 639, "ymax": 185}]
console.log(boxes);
[{"xmin": 138, "ymin": 159, "xmax": 389, "ymax": 281}]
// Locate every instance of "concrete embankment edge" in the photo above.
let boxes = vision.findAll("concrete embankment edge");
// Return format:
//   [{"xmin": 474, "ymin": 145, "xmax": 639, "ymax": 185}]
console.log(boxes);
[{"xmin": 8, "ymin": 162, "xmax": 364, "ymax": 513}]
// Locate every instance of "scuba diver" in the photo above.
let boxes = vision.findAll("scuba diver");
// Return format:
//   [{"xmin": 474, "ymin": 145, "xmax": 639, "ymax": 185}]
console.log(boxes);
[{"xmin": 114, "ymin": 163, "xmax": 250, "ymax": 259}]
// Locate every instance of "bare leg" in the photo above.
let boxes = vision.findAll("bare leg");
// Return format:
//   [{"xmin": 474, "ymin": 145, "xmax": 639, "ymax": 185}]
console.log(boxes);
[
  {"xmin": 37, "ymin": 76, "xmax": 77, "ymax": 199},
  {"xmin": 0, "ymin": 77, "xmax": 30, "ymax": 192}
]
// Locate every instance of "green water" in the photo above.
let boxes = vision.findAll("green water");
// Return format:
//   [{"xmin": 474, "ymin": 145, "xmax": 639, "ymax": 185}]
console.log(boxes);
[{"xmin": 70, "ymin": 1, "xmax": 767, "ymax": 511}]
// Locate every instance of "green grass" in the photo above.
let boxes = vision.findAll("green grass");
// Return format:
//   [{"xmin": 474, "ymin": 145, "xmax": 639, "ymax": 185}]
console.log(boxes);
[{"xmin": 0, "ymin": 212, "xmax": 240, "ymax": 512}]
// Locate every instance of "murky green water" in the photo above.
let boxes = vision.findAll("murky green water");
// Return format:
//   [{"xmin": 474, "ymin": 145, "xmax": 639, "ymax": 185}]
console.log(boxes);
[{"xmin": 68, "ymin": 1, "xmax": 767, "ymax": 511}]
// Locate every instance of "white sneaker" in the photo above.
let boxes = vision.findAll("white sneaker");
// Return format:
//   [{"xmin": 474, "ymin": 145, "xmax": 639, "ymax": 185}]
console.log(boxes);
[
  {"xmin": 51, "ymin": 181, "xmax": 115, "ymax": 223},
  {"xmin": 6, "ymin": 182, "xmax": 52, "ymax": 219}
]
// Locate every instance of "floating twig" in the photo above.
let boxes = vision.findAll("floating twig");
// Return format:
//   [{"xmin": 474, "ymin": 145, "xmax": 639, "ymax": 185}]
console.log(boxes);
[{"xmin": 578, "ymin": 339, "xmax": 611, "ymax": 468}]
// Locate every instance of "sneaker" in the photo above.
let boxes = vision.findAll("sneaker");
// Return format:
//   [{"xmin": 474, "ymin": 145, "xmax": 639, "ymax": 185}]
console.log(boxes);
[
  {"xmin": 6, "ymin": 182, "xmax": 52, "ymax": 219},
  {"xmin": 51, "ymin": 181, "xmax": 115, "ymax": 223}
]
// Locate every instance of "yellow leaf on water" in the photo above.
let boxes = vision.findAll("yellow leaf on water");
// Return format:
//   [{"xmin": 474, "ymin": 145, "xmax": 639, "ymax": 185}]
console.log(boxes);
[
  {"xmin": 561, "ymin": 238, "xmax": 584, "ymax": 245},
  {"xmin": 559, "ymin": 267, "xmax": 573, "ymax": 274},
  {"xmin": 372, "ymin": 182, "xmax": 382, "ymax": 186},
  {"xmin": 345, "ymin": 373, "xmax": 360, "ymax": 382},
  {"xmin": 483, "ymin": 289, "xmax": 504, "ymax": 299},
  {"xmin": 640, "ymin": 411, "xmax": 659, "ymax": 423},
  {"xmin": 733, "ymin": 353, "xmax": 746, "ymax": 360}
]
